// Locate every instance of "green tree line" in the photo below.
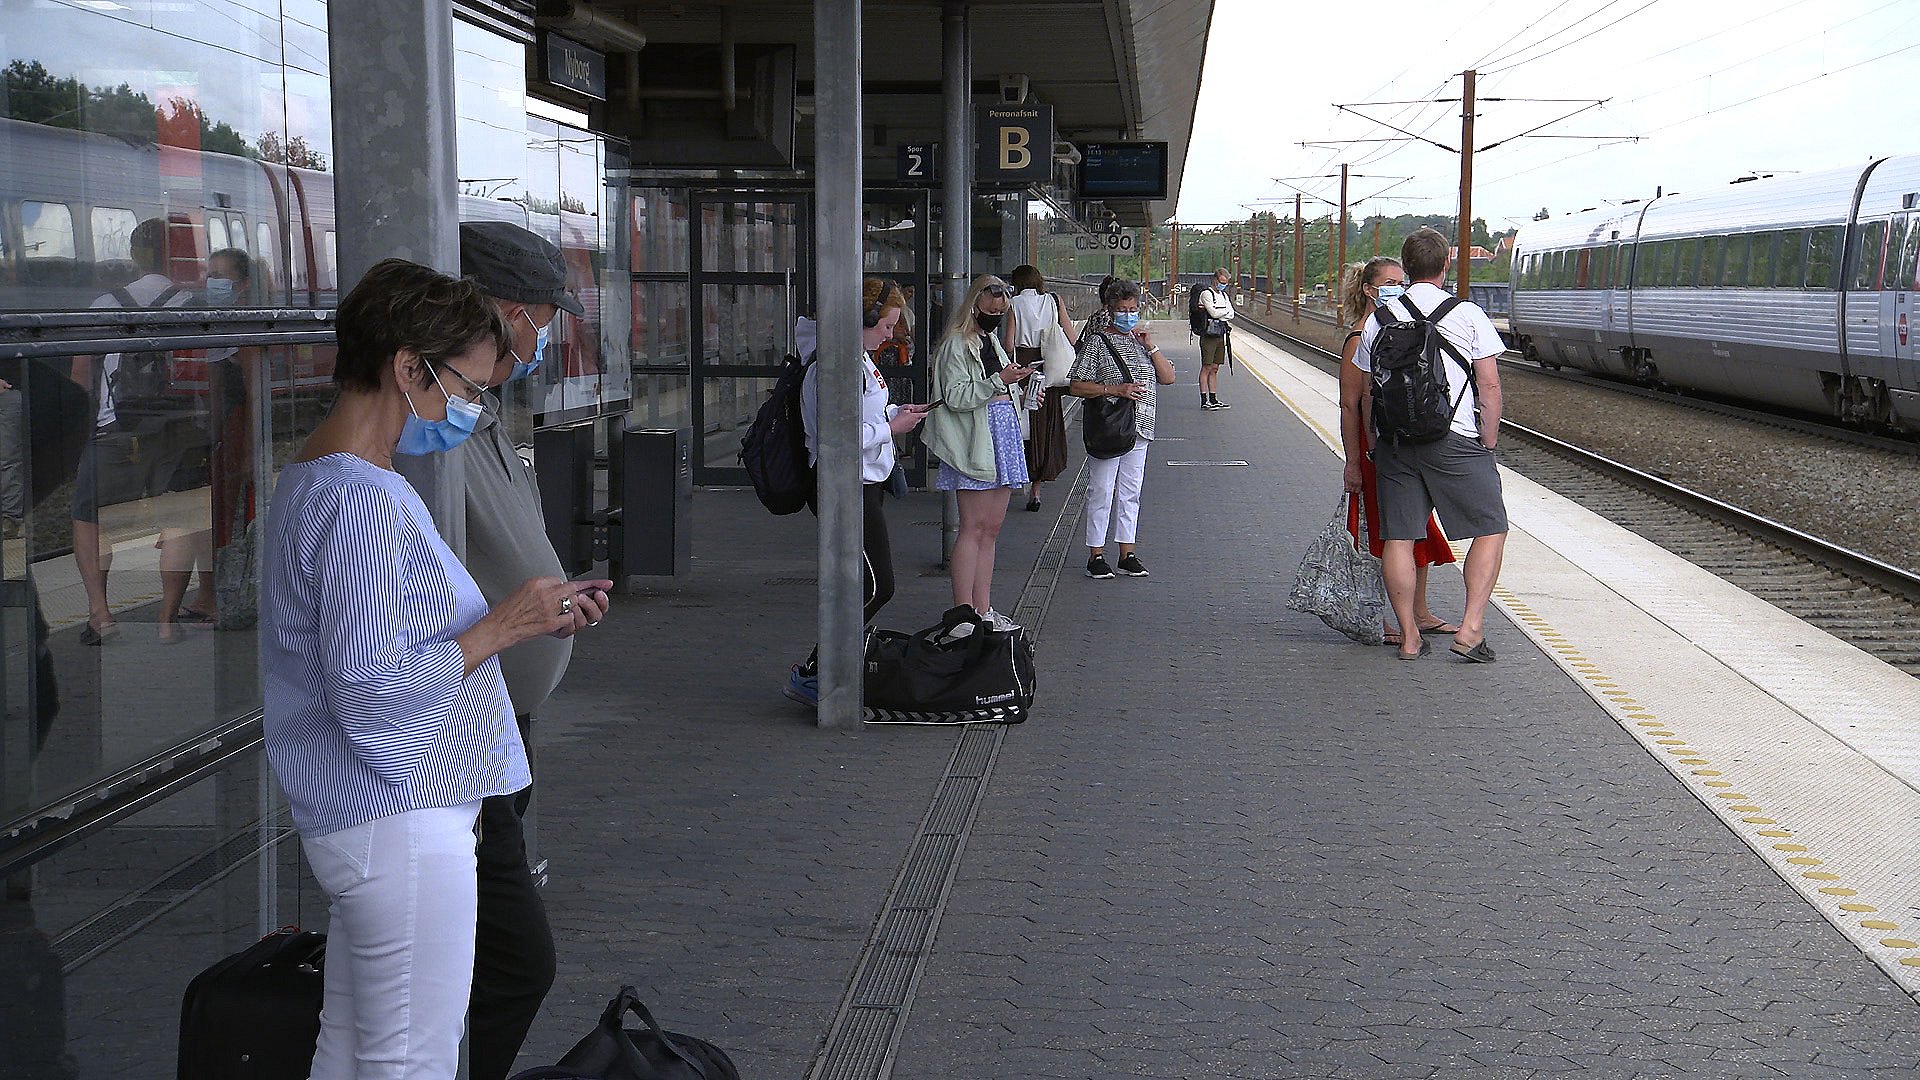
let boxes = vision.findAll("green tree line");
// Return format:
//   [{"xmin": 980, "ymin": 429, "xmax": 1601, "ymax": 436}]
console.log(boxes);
[{"xmin": 1099, "ymin": 212, "xmax": 1512, "ymax": 292}]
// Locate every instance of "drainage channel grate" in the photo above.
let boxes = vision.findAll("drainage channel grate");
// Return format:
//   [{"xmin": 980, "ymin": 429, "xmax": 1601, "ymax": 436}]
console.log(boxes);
[
  {"xmin": 805, "ymin": 460, "xmax": 1089, "ymax": 1080},
  {"xmin": 1164, "ymin": 459, "xmax": 1251, "ymax": 467},
  {"xmin": 764, "ymin": 576, "xmax": 817, "ymax": 586}
]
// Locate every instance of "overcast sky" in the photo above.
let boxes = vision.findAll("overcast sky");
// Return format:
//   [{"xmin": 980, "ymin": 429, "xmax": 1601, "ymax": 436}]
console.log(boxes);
[{"xmin": 1178, "ymin": 0, "xmax": 1920, "ymax": 234}]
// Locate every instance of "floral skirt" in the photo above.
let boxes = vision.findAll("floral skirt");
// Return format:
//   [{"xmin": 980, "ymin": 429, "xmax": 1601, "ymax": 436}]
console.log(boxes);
[{"xmin": 935, "ymin": 399, "xmax": 1031, "ymax": 491}]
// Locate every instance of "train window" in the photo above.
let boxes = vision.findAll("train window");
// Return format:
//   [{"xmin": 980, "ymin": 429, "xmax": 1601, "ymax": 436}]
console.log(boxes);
[
  {"xmin": 1700, "ymin": 236, "xmax": 1724, "ymax": 287},
  {"xmin": 1574, "ymin": 249, "xmax": 1590, "ymax": 289},
  {"xmin": 1746, "ymin": 233, "xmax": 1775, "ymax": 288},
  {"xmin": 256, "ymin": 223, "xmax": 275, "ymax": 285},
  {"xmin": 1643, "ymin": 237, "xmax": 1674, "ymax": 284},
  {"xmin": 1848, "ymin": 219, "xmax": 1886, "ymax": 290},
  {"xmin": 324, "ymin": 231, "xmax": 338, "ymax": 289},
  {"xmin": 1807, "ymin": 227, "xmax": 1841, "ymax": 289},
  {"xmin": 91, "ymin": 207, "xmax": 138, "ymax": 262},
  {"xmin": 1773, "ymin": 230, "xmax": 1804, "ymax": 287},
  {"xmin": 21, "ymin": 201, "xmax": 77, "ymax": 260},
  {"xmin": 1721, "ymin": 235, "xmax": 1749, "ymax": 287},
  {"xmin": 1675, "ymin": 238, "xmax": 1700, "ymax": 287},
  {"xmin": 1594, "ymin": 247, "xmax": 1610, "ymax": 290},
  {"xmin": 230, "ymin": 214, "xmax": 250, "ymax": 253},
  {"xmin": 1557, "ymin": 249, "xmax": 1571, "ymax": 289},
  {"xmin": 207, "ymin": 215, "xmax": 230, "ymax": 254},
  {"xmin": 1879, "ymin": 217, "xmax": 1911, "ymax": 289}
]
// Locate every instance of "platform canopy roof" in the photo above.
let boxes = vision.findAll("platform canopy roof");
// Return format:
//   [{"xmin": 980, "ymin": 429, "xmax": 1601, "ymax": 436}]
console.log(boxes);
[{"xmin": 559, "ymin": 0, "xmax": 1214, "ymax": 226}]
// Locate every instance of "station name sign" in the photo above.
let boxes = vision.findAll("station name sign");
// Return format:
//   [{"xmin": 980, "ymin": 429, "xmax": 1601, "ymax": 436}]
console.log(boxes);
[
  {"xmin": 976, "ymin": 104, "xmax": 1054, "ymax": 185},
  {"xmin": 542, "ymin": 33, "xmax": 607, "ymax": 102}
]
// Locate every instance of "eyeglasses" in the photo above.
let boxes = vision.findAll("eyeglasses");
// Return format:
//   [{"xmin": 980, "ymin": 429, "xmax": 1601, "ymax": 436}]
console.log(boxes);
[
  {"xmin": 983, "ymin": 284, "xmax": 1012, "ymax": 298},
  {"xmin": 442, "ymin": 364, "xmax": 492, "ymax": 399}
]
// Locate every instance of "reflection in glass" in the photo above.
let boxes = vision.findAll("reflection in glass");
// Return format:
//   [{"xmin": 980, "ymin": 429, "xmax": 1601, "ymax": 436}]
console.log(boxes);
[
  {"xmin": 631, "ymin": 281, "xmax": 691, "ymax": 367},
  {"xmin": 699, "ymin": 375, "xmax": 777, "ymax": 469}
]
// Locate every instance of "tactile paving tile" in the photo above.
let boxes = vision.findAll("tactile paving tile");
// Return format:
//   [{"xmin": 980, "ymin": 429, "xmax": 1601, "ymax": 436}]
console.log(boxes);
[{"xmin": 1235, "ymin": 331, "xmax": 1920, "ymax": 999}]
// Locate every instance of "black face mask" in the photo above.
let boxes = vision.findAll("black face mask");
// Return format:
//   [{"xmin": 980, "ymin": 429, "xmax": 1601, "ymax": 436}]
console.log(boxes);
[{"xmin": 976, "ymin": 312, "xmax": 1005, "ymax": 333}]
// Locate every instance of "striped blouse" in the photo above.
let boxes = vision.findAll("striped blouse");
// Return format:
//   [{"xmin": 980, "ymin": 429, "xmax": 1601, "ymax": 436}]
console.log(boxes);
[{"xmin": 262, "ymin": 453, "xmax": 529, "ymax": 838}]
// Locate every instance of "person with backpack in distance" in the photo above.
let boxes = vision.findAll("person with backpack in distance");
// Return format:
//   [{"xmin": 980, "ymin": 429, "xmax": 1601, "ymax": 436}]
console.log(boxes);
[
  {"xmin": 1189, "ymin": 267, "xmax": 1234, "ymax": 410},
  {"xmin": 1336, "ymin": 257, "xmax": 1460, "ymax": 648},
  {"xmin": 924, "ymin": 275, "xmax": 1032, "ymax": 632},
  {"xmin": 1353, "ymin": 228, "xmax": 1508, "ymax": 663},
  {"xmin": 783, "ymin": 278, "xmax": 931, "ymax": 706},
  {"xmin": 69, "ymin": 217, "xmax": 192, "ymax": 644}
]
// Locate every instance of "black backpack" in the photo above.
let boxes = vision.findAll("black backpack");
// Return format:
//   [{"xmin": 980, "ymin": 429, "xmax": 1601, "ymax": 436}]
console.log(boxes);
[
  {"xmin": 1367, "ymin": 295, "xmax": 1473, "ymax": 445},
  {"xmin": 739, "ymin": 350, "xmax": 815, "ymax": 515},
  {"xmin": 1187, "ymin": 284, "xmax": 1212, "ymax": 336},
  {"xmin": 106, "ymin": 284, "xmax": 184, "ymax": 413}
]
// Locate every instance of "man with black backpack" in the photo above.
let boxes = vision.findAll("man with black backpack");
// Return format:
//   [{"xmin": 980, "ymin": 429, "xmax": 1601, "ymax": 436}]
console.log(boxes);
[
  {"xmin": 1188, "ymin": 268, "xmax": 1234, "ymax": 410},
  {"xmin": 1353, "ymin": 228, "xmax": 1507, "ymax": 664}
]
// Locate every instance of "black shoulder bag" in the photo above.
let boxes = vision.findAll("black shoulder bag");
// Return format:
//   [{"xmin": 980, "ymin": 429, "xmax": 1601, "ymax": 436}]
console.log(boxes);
[{"xmin": 1082, "ymin": 334, "xmax": 1139, "ymax": 460}]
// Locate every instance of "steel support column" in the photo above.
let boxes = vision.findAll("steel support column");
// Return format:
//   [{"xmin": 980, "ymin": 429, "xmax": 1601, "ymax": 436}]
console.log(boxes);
[
  {"xmin": 814, "ymin": 0, "xmax": 865, "ymax": 729},
  {"xmin": 328, "ymin": 0, "xmax": 465, "ymax": 552},
  {"xmin": 939, "ymin": 1, "xmax": 972, "ymax": 565}
]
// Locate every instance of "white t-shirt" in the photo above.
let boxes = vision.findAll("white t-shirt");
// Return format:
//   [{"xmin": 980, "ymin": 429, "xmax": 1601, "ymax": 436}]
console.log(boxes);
[
  {"xmin": 1352, "ymin": 281, "xmax": 1501, "ymax": 439},
  {"xmin": 800, "ymin": 350, "xmax": 899, "ymax": 483},
  {"xmin": 89, "ymin": 273, "xmax": 190, "ymax": 429}
]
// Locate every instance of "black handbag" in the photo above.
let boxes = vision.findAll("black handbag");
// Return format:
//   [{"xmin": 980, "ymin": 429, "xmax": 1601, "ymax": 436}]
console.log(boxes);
[
  {"xmin": 863, "ymin": 605, "xmax": 1036, "ymax": 724},
  {"xmin": 539, "ymin": 986, "xmax": 739, "ymax": 1080},
  {"xmin": 177, "ymin": 927, "xmax": 326, "ymax": 1080},
  {"xmin": 1082, "ymin": 334, "xmax": 1139, "ymax": 460}
]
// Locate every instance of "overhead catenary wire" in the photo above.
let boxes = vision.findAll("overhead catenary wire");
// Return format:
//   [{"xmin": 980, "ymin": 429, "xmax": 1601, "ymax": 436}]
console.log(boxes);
[{"xmin": 1483, "ymin": 0, "xmax": 1666, "ymax": 75}]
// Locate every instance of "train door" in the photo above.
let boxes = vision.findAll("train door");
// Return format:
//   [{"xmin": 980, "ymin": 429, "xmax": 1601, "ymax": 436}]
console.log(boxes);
[{"xmin": 1893, "ymin": 212, "xmax": 1917, "ymax": 369}]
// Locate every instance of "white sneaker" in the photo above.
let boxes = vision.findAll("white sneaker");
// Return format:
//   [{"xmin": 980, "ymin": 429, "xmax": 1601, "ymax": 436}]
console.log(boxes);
[{"xmin": 982, "ymin": 609, "xmax": 1022, "ymax": 632}]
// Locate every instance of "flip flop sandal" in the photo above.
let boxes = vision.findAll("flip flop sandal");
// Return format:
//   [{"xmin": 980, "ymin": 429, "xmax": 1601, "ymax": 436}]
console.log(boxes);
[
  {"xmin": 1450, "ymin": 640, "xmax": 1497, "ymax": 663},
  {"xmin": 1419, "ymin": 622, "xmax": 1461, "ymax": 636},
  {"xmin": 80, "ymin": 622, "xmax": 120, "ymax": 646},
  {"xmin": 176, "ymin": 607, "xmax": 218, "ymax": 625},
  {"xmin": 1395, "ymin": 638, "xmax": 1431, "ymax": 661}
]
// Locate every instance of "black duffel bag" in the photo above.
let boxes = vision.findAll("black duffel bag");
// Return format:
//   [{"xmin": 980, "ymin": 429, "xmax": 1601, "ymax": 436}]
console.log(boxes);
[
  {"xmin": 521, "ymin": 986, "xmax": 738, "ymax": 1080},
  {"xmin": 863, "ymin": 605, "xmax": 1036, "ymax": 725}
]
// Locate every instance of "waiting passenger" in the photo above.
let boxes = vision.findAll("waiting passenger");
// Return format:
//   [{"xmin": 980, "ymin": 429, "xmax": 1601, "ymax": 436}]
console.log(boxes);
[
  {"xmin": 70, "ymin": 218, "xmax": 189, "ymax": 644},
  {"xmin": 924, "ymin": 275, "xmax": 1032, "ymax": 631},
  {"xmin": 784, "ymin": 278, "xmax": 932, "ymax": 705},
  {"xmin": 1353, "ymin": 229, "xmax": 1508, "ymax": 662},
  {"xmin": 1068, "ymin": 277, "xmax": 1175, "ymax": 580},
  {"xmin": 262, "ymin": 259, "xmax": 588, "ymax": 1080},
  {"xmin": 1336, "ymin": 257, "xmax": 1460, "ymax": 647},
  {"xmin": 1005, "ymin": 264, "xmax": 1073, "ymax": 513},
  {"xmin": 393, "ymin": 221, "xmax": 612, "ymax": 1080}
]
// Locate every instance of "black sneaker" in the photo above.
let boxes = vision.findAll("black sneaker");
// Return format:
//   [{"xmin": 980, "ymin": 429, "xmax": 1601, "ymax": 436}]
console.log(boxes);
[
  {"xmin": 1086, "ymin": 555, "xmax": 1115, "ymax": 579},
  {"xmin": 1213, "ymin": 399, "xmax": 1232, "ymax": 409},
  {"xmin": 1116, "ymin": 554, "xmax": 1150, "ymax": 577}
]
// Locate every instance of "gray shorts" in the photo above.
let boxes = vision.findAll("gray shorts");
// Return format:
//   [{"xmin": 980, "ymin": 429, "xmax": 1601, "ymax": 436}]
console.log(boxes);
[{"xmin": 1373, "ymin": 433, "xmax": 1507, "ymax": 541}]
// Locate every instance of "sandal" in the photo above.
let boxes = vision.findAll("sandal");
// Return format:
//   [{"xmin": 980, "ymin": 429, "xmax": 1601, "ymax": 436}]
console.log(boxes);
[
  {"xmin": 1395, "ymin": 638, "xmax": 1431, "ymax": 661},
  {"xmin": 176, "ymin": 607, "xmax": 218, "ymax": 626},
  {"xmin": 1450, "ymin": 638, "xmax": 1497, "ymax": 663},
  {"xmin": 1382, "ymin": 630, "xmax": 1404, "ymax": 647},
  {"xmin": 80, "ymin": 621, "xmax": 120, "ymax": 646},
  {"xmin": 1418, "ymin": 620, "xmax": 1461, "ymax": 636}
]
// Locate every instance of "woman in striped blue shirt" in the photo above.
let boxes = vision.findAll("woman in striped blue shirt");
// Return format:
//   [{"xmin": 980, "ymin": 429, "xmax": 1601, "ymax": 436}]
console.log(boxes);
[{"xmin": 263, "ymin": 260, "xmax": 599, "ymax": 1080}]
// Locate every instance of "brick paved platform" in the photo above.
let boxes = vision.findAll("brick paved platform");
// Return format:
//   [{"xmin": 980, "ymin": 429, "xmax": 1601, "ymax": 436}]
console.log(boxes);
[{"xmin": 522, "ymin": 324, "xmax": 1920, "ymax": 1079}]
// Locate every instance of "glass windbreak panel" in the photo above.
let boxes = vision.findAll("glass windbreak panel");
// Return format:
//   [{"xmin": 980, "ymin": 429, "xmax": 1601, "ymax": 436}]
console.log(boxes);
[
  {"xmin": 699, "ymin": 374, "xmax": 778, "ymax": 471},
  {"xmin": 632, "ymin": 281, "xmax": 692, "ymax": 367},
  {"xmin": 454, "ymin": 18, "xmax": 528, "ymax": 208},
  {"xmin": 1807, "ymin": 227, "xmax": 1841, "ymax": 289},
  {"xmin": 865, "ymin": 200, "xmax": 919, "ymax": 275},
  {"xmin": 0, "ymin": 4, "xmax": 320, "ymax": 311},
  {"xmin": 702, "ymin": 283, "xmax": 790, "ymax": 369},
  {"xmin": 1849, "ymin": 219, "xmax": 1887, "ymax": 290},
  {"xmin": 632, "ymin": 372, "xmax": 694, "ymax": 432},
  {"xmin": 1722, "ymin": 234, "xmax": 1750, "ymax": 286},
  {"xmin": 632, "ymin": 187, "xmax": 691, "ymax": 274},
  {"xmin": 704, "ymin": 201, "xmax": 800, "ymax": 274},
  {"xmin": 1, "ymin": 750, "xmax": 324, "ymax": 1076},
  {"xmin": 1775, "ymin": 230, "xmax": 1806, "ymax": 287}
]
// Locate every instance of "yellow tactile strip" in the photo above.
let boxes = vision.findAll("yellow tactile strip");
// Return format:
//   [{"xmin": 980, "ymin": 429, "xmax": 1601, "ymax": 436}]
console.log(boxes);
[{"xmin": 1489, "ymin": 586, "xmax": 1920, "ymax": 969}]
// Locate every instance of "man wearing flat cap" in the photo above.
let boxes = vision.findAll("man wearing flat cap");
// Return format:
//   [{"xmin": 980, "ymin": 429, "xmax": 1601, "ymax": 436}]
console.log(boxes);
[{"xmin": 396, "ymin": 219, "xmax": 610, "ymax": 1080}]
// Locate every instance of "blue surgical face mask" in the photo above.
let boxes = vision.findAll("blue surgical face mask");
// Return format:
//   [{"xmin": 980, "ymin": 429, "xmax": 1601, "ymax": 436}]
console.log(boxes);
[
  {"xmin": 1111, "ymin": 311, "xmax": 1140, "ymax": 332},
  {"xmin": 204, "ymin": 277, "xmax": 235, "ymax": 306},
  {"xmin": 396, "ymin": 367, "xmax": 484, "ymax": 455},
  {"xmin": 1375, "ymin": 284, "xmax": 1407, "ymax": 303},
  {"xmin": 508, "ymin": 310, "xmax": 553, "ymax": 382}
]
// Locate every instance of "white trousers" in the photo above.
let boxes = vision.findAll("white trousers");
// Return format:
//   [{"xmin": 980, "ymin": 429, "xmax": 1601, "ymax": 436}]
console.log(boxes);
[
  {"xmin": 302, "ymin": 802, "xmax": 481, "ymax": 1080},
  {"xmin": 1085, "ymin": 439, "xmax": 1149, "ymax": 548}
]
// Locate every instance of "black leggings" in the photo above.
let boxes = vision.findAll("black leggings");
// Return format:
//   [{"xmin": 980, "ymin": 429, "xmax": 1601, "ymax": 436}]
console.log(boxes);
[{"xmin": 807, "ymin": 480, "xmax": 896, "ymax": 623}]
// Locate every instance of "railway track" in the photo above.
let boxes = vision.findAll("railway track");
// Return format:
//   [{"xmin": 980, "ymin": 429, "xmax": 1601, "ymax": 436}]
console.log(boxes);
[{"xmin": 1234, "ymin": 316, "xmax": 1920, "ymax": 676}]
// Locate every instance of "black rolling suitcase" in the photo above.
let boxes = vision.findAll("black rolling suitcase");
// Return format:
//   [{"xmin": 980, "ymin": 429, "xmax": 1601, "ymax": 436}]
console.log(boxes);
[
  {"xmin": 178, "ymin": 927, "xmax": 326, "ymax": 1080},
  {"xmin": 862, "ymin": 605, "xmax": 1037, "ymax": 725}
]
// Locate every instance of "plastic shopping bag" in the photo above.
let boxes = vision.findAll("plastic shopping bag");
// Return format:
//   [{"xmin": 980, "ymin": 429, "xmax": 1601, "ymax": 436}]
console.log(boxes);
[{"xmin": 1287, "ymin": 494, "xmax": 1386, "ymax": 646}]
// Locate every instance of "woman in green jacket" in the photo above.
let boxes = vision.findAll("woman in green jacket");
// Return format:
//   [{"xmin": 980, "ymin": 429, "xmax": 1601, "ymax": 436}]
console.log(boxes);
[{"xmin": 924, "ymin": 274, "xmax": 1035, "ymax": 633}]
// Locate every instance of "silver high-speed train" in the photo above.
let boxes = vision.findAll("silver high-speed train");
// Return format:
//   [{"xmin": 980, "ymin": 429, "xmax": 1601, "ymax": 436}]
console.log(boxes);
[{"xmin": 1509, "ymin": 155, "xmax": 1920, "ymax": 430}]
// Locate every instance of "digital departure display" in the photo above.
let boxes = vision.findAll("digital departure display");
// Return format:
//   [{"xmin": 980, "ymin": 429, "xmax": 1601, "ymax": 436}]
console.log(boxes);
[{"xmin": 1078, "ymin": 142, "xmax": 1169, "ymax": 200}]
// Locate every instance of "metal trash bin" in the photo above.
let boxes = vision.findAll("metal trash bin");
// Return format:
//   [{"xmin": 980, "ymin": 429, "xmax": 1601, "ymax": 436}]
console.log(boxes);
[{"xmin": 616, "ymin": 426, "xmax": 691, "ymax": 581}]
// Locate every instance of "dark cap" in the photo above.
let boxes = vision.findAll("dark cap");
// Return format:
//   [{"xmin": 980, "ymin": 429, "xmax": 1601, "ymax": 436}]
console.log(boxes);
[{"xmin": 458, "ymin": 220, "xmax": 586, "ymax": 317}]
